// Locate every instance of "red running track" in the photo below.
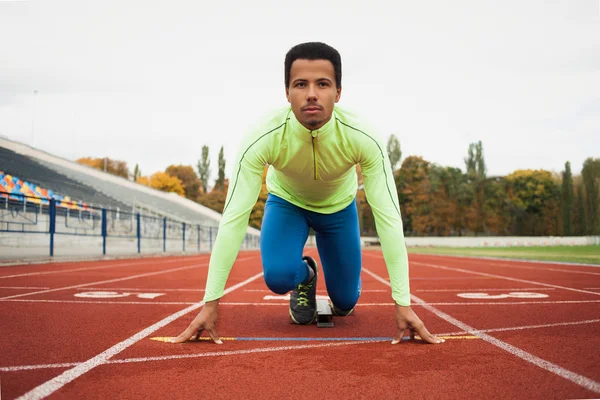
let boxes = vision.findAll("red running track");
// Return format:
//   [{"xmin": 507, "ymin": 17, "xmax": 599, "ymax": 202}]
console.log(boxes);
[{"xmin": 0, "ymin": 250, "xmax": 599, "ymax": 399}]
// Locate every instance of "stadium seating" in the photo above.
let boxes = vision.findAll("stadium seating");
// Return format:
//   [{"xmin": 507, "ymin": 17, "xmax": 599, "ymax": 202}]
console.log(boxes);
[
  {"xmin": 0, "ymin": 170, "xmax": 90, "ymax": 210},
  {"xmin": 0, "ymin": 147, "xmax": 130, "ymax": 212}
]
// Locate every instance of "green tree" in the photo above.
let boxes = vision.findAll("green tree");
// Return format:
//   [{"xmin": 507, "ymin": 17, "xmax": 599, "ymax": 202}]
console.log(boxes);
[
  {"xmin": 464, "ymin": 141, "xmax": 487, "ymax": 234},
  {"xmin": 506, "ymin": 170, "xmax": 561, "ymax": 236},
  {"xmin": 464, "ymin": 141, "xmax": 486, "ymax": 181},
  {"xmin": 133, "ymin": 163, "xmax": 141, "ymax": 182},
  {"xmin": 386, "ymin": 134, "xmax": 402, "ymax": 171},
  {"xmin": 197, "ymin": 145, "xmax": 211, "ymax": 194},
  {"xmin": 214, "ymin": 146, "xmax": 226, "ymax": 192},
  {"xmin": 575, "ymin": 182, "xmax": 587, "ymax": 235},
  {"xmin": 581, "ymin": 158, "xmax": 600, "ymax": 234},
  {"xmin": 561, "ymin": 161, "xmax": 574, "ymax": 235}
]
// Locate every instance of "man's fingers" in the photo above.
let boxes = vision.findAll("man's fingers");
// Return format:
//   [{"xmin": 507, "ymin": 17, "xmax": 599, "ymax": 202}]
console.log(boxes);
[
  {"xmin": 391, "ymin": 321, "xmax": 407, "ymax": 344},
  {"xmin": 169, "ymin": 325, "xmax": 198, "ymax": 344},
  {"xmin": 206, "ymin": 327, "xmax": 223, "ymax": 345},
  {"xmin": 414, "ymin": 323, "xmax": 445, "ymax": 344}
]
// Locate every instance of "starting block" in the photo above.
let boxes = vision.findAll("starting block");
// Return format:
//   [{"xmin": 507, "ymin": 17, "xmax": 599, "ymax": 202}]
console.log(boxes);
[{"xmin": 316, "ymin": 299, "xmax": 334, "ymax": 328}]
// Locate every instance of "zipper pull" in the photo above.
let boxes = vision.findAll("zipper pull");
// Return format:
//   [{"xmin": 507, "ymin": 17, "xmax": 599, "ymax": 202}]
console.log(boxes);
[{"xmin": 311, "ymin": 130, "xmax": 318, "ymax": 138}]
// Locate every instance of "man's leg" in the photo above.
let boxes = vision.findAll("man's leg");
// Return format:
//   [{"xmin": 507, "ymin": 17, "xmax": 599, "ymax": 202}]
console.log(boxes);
[
  {"xmin": 260, "ymin": 194, "xmax": 311, "ymax": 294},
  {"xmin": 310, "ymin": 199, "xmax": 362, "ymax": 313}
]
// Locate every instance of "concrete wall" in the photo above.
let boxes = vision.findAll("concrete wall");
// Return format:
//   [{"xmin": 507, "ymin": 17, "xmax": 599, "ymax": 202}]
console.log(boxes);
[{"xmin": 361, "ymin": 235, "xmax": 600, "ymax": 247}]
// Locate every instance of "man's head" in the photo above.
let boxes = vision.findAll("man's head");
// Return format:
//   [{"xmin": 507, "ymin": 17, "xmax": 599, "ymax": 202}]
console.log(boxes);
[{"xmin": 284, "ymin": 42, "xmax": 342, "ymax": 130}]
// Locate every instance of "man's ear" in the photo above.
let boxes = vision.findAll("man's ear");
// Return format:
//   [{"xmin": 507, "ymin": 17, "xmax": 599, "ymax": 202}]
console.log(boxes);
[
  {"xmin": 286, "ymin": 87, "xmax": 291, "ymax": 103},
  {"xmin": 335, "ymin": 86, "xmax": 342, "ymax": 103}
]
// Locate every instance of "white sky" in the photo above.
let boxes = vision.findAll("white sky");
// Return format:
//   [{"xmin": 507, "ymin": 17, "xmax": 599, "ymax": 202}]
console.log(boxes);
[{"xmin": 1, "ymin": 0, "xmax": 599, "ymax": 184}]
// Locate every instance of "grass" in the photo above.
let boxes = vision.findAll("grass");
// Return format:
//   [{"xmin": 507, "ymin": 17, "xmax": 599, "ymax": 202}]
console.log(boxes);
[{"xmin": 407, "ymin": 245, "xmax": 600, "ymax": 265}]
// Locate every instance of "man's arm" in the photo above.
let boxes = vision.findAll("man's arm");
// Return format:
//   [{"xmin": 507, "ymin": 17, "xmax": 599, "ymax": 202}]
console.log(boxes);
[
  {"xmin": 170, "ymin": 128, "xmax": 270, "ymax": 345},
  {"xmin": 203, "ymin": 139, "xmax": 269, "ymax": 303},
  {"xmin": 359, "ymin": 133, "xmax": 443, "ymax": 344},
  {"xmin": 359, "ymin": 136, "xmax": 410, "ymax": 306}
]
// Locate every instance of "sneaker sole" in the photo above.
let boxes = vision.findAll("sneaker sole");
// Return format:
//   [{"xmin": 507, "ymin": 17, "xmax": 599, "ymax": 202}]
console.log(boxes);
[{"xmin": 289, "ymin": 308, "xmax": 317, "ymax": 325}]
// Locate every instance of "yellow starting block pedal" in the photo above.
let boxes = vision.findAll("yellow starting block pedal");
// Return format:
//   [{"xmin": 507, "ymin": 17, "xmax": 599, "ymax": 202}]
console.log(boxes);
[{"xmin": 316, "ymin": 299, "xmax": 334, "ymax": 328}]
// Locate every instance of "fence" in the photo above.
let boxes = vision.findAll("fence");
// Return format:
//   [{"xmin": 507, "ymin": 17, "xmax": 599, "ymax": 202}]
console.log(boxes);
[{"xmin": 0, "ymin": 191, "xmax": 260, "ymax": 259}]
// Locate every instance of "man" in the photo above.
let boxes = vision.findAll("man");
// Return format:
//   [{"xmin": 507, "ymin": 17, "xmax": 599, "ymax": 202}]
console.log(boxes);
[{"xmin": 172, "ymin": 42, "xmax": 444, "ymax": 345}]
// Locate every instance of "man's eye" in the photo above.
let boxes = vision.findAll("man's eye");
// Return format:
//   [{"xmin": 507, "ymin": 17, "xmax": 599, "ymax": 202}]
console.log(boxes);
[
  {"xmin": 296, "ymin": 82, "xmax": 306, "ymax": 87},
  {"xmin": 319, "ymin": 82, "xmax": 329, "ymax": 87}
]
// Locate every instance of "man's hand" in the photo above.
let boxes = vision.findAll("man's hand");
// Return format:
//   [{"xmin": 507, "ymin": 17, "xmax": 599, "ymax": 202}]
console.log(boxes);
[
  {"xmin": 170, "ymin": 300, "xmax": 222, "ymax": 344},
  {"xmin": 392, "ymin": 304, "xmax": 445, "ymax": 345}
]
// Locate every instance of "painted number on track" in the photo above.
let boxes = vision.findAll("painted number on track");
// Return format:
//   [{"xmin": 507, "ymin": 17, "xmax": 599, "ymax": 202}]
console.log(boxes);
[
  {"xmin": 456, "ymin": 292, "xmax": 549, "ymax": 299},
  {"xmin": 74, "ymin": 291, "xmax": 165, "ymax": 299}
]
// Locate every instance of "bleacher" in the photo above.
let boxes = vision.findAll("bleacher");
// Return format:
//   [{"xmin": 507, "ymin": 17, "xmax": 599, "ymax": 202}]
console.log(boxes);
[
  {"xmin": 0, "ymin": 137, "xmax": 253, "ymax": 232},
  {"xmin": 0, "ymin": 147, "xmax": 129, "ymax": 211}
]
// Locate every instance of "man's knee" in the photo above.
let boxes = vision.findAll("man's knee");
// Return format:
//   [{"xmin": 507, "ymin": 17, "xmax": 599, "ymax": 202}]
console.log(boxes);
[{"xmin": 263, "ymin": 265, "xmax": 296, "ymax": 294}]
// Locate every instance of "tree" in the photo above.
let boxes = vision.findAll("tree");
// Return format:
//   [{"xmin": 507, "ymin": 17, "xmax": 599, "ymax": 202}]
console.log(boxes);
[
  {"xmin": 582, "ymin": 158, "xmax": 600, "ymax": 234},
  {"xmin": 506, "ymin": 170, "xmax": 560, "ymax": 236},
  {"xmin": 197, "ymin": 145, "xmax": 211, "ymax": 194},
  {"xmin": 398, "ymin": 156, "xmax": 432, "ymax": 235},
  {"xmin": 133, "ymin": 164, "xmax": 141, "ymax": 182},
  {"xmin": 463, "ymin": 141, "xmax": 487, "ymax": 234},
  {"xmin": 214, "ymin": 146, "xmax": 226, "ymax": 192},
  {"xmin": 575, "ymin": 181, "xmax": 587, "ymax": 235},
  {"xmin": 137, "ymin": 172, "xmax": 185, "ymax": 196},
  {"xmin": 386, "ymin": 134, "xmax": 402, "ymax": 171},
  {"xmin": 464, "ymin": 141, "xmax": 486, "ymax": 181},
  {"xmin": 561, "ymin": 161, "xmax": 574, "ymax": 236},
  {"xmin": 165, "ymin": 164, "xmax": 201, "ymax": 202},
  {"xmin": 76, "ymin": 157, "xmax": 129, "ymax": 179}
]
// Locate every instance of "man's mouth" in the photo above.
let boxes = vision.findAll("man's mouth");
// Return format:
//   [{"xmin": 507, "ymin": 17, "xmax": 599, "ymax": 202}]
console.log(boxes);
[{"xmin": 303, "ymin": 106, "xmax": 322, "ymax": 113}]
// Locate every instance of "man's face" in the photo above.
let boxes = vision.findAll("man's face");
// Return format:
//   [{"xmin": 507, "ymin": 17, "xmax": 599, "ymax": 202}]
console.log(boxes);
[{"xmin": 286, "ymin": 59, "xmax": 342, "ymax": 130}]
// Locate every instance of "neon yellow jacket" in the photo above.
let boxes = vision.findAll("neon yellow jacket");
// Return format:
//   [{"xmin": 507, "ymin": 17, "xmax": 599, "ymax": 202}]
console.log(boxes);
[{"xmin": 203, "ymin": 106, "xmax": 411, "ymax": 306}]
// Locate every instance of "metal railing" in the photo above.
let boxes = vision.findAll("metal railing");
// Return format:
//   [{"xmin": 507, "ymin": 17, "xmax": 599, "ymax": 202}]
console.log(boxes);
[{"xmin": 0, "ymin": 191, "xmax": 260, "ymax": 257}]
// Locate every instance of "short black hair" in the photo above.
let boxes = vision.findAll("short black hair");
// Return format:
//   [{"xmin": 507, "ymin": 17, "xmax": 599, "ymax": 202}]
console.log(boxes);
[{"xmin": 284, "ymin": 42, "xmax": 342, "ymax": 89}]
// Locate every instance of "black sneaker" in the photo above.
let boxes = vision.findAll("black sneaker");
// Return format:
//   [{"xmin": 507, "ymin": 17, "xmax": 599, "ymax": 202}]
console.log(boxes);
[
  {"xmin": 289, "ymin": 256, "xmax": 318, "ymax": 325},
  {"xmin": 329, "ymin": 301, "xmax": 355, "ymax": 316},
  {"xmin": 329, "ymin": 282, "xmax": 361, "ymax": 316}
]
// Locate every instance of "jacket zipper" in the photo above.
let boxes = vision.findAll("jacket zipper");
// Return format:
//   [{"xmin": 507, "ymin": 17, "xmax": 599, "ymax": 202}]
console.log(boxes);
[{"xmin": 311, "ymin": 130, "xmax": 318, "ymax": 180}]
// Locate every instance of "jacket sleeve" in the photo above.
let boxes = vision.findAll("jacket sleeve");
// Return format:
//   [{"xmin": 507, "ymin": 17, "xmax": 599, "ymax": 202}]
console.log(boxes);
[
  {"xmin": 202, "ymin": 132, "xmax": 270, "ymax": 302},
  {"xmin": 359, "ymin": 134, "xmax": 411, "ymax": 306}
]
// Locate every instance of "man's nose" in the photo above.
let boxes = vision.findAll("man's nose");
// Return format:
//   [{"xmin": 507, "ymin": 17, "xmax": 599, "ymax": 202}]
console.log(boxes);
[{"xmin": 306, "ymin": 84, "xmax": 318, "ymax": 101}]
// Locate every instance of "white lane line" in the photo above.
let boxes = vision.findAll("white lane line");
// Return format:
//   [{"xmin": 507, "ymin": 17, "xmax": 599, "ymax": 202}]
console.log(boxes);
[
  {"xmin": 362, "ymin": 267, "xmax": 600, "ymax": 395},
  {"xmin": 15, "ymin": 269, "xmax": 265, "ymax": 400},
  {"xmin": 216, "ymin": 300, "xmax": 600, "ymax": 306},
  {"xmin": 75, "ymin": 288, "xmax": 205, "ymax": 292},
  {"xmin": 415, "ymin": 288, "xmax": 556, "ymax": 292},
  {"xmin": 411, "ymin": 261, "xmax": 600, "ymax": 297},
  {"xmin": 0, "ymin": 256, "xmax": 252, "ymax": 301},
  {"xmin": 108, "ymin": 340, "xmax": 376, "ymax": 364},
  {"xmin": 0, "ymin": 265, "xmax": 203, "ymax": 301},
  {"xmin": 243, "ymin": 289, "xmax": 387, "ymax": 293},
  {"xmin": 1, "ymin": 340, "xmax": 376, "ymax": 373},
  {"xmin": 2, "ymin": 299, "xmax": 196, "ymax": 305},
  {"xmin": 1, "ymin": 362, "xmax": 80, "ymax": 372},
  {"xmin": 0, "ymin": 256, "xmax": 206, "ymax": 279},
  {"xmin": 415, "ymin": 253, "xmax": 600, "ymax": 268},
  {"xmin": 446, "ymin": 259, "xmax": 600, "ymax": 276},
  {"xmin": 0, "ymin": 287, "xmax": 50, "ymax": 290},
  {"xmin": 5, "ymin": 319, "xmax": 599, "ymax": 374},
  {"xmin": 439, "ymin": 319, "xmax": 600, "ymax": 337}
]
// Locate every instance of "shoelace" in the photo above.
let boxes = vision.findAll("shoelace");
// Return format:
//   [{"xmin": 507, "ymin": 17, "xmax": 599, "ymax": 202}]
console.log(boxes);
[{"xmin": 296, "ymin": 282, "xmax": 312, "ymax": 307}]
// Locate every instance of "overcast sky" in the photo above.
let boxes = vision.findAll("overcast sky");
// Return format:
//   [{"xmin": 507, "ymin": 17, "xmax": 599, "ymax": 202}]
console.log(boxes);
[{"xmin": 0, "ymin": 0, "xmax": 598, "ymax": 185}]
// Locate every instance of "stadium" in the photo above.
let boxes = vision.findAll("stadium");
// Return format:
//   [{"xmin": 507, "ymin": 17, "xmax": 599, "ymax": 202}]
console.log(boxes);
[{"xmin": 1, "ymin": 2, "xmax": 599, "ymax": 399}]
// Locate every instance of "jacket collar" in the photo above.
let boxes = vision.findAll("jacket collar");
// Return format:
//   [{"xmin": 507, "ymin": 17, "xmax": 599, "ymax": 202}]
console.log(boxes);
[{"xmin": 288, "ymin": 108, "xmax": 336, "ymax": 141}]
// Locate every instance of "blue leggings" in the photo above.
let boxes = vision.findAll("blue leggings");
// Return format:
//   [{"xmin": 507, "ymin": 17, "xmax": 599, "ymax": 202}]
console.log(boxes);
[{"xmin": 260, "ymin": 194, "xmax": 362, "ymax": 311}]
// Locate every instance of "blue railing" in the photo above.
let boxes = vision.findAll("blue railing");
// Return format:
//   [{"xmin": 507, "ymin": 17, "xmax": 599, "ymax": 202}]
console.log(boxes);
[{"xmin": 0, "ymin": 191, "xmax": 260, "ymax": 257}]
